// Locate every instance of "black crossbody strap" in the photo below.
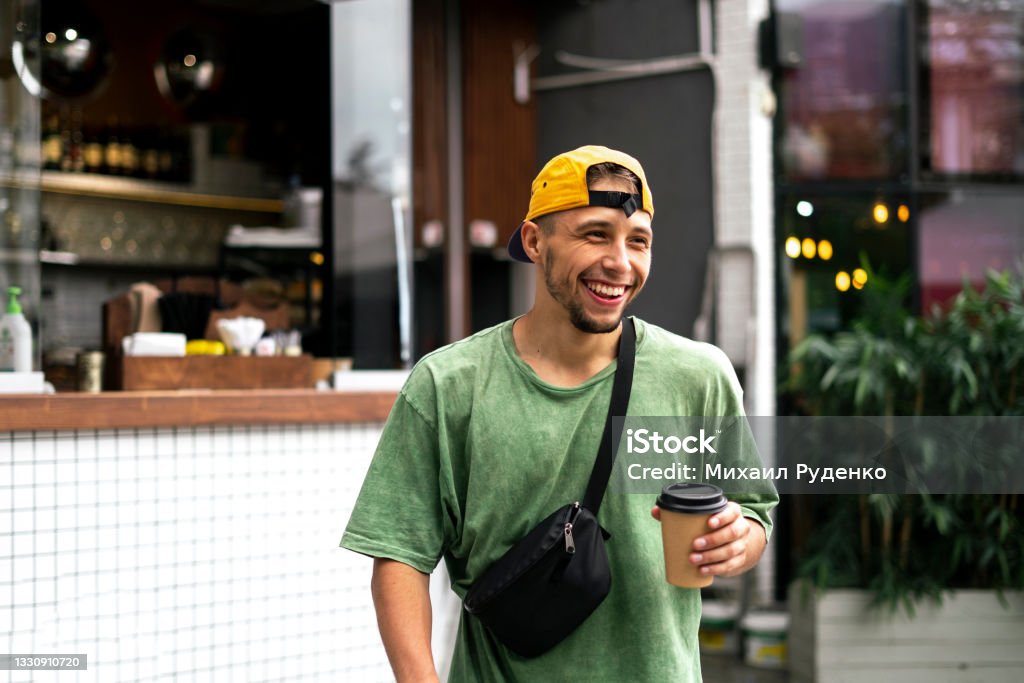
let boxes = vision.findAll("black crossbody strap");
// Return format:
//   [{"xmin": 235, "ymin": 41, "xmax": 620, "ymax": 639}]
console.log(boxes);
[{"xmin": 582, "ymin": 317, "xmax": 636, "ymax": 515}]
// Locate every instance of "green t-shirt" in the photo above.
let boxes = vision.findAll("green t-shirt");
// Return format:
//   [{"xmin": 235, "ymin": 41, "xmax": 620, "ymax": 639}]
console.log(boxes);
[{"xmin": 341, "ymin": 317, "xmax": 778, "ymax": 682}]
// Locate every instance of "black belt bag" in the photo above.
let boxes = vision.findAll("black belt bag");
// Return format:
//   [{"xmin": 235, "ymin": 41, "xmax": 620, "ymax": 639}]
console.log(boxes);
[{"xmin": 462, "ymin": 318, "xmax": 636, "ymax": 658}]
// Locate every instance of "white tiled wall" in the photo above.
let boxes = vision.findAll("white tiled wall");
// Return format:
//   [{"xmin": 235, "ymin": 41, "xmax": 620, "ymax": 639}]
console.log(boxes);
[
  {"xmin": 40, "ymin": 267, "xmax": 143, "ymax": 352},
  {"xmin": 713, "ymin": 0, "xmax": 776, "ymax": 421},
  {"xmin": 2, "ymin": 423, "xmax": 460, "ymax": 682},
  {"xmin": 39, "ymin": 192, "xmax": 282, "ymax": 353},
  {"xmin": 41, "ymin": 193, "xmax": 269, "ymax": 268},
  {"xmin": 714, "ymin": 0, "xmax": 777, "ymax": 605}
]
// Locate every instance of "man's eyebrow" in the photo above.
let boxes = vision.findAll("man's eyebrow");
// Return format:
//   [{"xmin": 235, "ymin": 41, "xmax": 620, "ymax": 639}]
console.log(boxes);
[
  {"xmin": 571, "ymin": 220, "xmax": 653, "ymax": 237},
  {"xmin": 572, "ymin": 219, "xmax": 615, "ymax": 231}
]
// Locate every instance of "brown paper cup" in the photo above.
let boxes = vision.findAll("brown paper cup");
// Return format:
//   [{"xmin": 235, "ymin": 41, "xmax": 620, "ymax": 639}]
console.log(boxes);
[{"xmin": 660, "ymin": 509, "xmax": 714, "ymax": 588}]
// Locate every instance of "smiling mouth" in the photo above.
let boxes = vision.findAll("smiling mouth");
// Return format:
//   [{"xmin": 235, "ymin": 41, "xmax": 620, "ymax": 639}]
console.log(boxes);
[{"xmin": 583, "ymin": 280, "xmax": 629, "ymax": 301}]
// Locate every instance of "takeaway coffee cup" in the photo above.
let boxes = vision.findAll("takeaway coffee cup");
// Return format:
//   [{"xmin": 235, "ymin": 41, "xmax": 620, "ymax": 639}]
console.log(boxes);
[{"xmin": 657, "ymin": 483, "xmax": 729, "ymax": 588}]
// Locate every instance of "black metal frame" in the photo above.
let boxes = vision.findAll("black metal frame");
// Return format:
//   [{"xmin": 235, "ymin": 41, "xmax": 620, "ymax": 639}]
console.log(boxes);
[{"xmin": 769, "ymin": 0, "xmax": 1024, "ymax": 357}]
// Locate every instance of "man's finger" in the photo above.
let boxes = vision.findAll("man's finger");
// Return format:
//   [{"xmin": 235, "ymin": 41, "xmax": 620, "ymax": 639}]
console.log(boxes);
[
  {"xmin": 694, "ymin": 511, "xmax": 750, "ymax": 550},
  {"xmin": 690, "ymin": 538, "xmax": 747, "ymax": 566},
  {"xmin": 706, "ymin": 501, "xmax": 741, "ymax": 530}
]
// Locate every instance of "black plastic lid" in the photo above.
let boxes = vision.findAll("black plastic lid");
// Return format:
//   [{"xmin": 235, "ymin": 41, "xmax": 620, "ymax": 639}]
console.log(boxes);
[{"xmin": 656, "ymin": 483, "xmax": 727, "ymax": 514}]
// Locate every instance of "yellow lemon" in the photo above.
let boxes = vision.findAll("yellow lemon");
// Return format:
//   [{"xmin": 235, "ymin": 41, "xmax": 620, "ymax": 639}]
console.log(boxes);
[{"xmin": 185, "ymin": 340, "xmax": 226, "ymax": 355}]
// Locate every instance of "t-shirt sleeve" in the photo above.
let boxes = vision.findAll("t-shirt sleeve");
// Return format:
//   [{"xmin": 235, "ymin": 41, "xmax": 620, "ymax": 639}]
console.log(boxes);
[
  {"xmin": 710, "ymin": 347, "xmax": 780, "ymax": 543},
  {"xmin": 340, "ymin": 390, "xmax": 449, "ymax": 574},
  {"xmin": 715, "ymin": 414, "xmax": 778, "ymax": 543},
  {"xmin": 738, "ymin": 499, "xmax": 776, "ymax": 543}
]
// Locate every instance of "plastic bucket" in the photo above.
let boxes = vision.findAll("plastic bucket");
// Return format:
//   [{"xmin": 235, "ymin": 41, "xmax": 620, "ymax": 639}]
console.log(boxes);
[
  {"xmin": 740, "ymin": 611, "xmax": 789, "ymax": 668},
  {"xmin": 699, "ymin": 600, "xmax": 741, "ymax": 655}
]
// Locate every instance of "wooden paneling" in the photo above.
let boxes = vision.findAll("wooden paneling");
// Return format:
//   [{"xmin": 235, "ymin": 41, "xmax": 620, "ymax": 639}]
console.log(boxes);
[
  {"xmin": 412, "ymin": 0, "xmax": 449, "ymax": 248},
  {"xmin": 789, "ymin": 580, "xmax": 1024, "ymax": 683},
  {"xmin": 120, "ymin": 355, "xmax": 313, "ymax": 391},
  {"xmin": 0, "ymin": 390, "xmax": 396, "ymax": 430},
  {"xmin": 462, "ymin": 0, "xmax": 537, "ymax": 247}
]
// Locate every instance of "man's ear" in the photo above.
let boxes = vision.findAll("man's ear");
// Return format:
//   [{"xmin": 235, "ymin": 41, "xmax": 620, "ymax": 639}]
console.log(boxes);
[{"xmin": 520, "ymin": 220, "xmax": 544, "ymax": 262}]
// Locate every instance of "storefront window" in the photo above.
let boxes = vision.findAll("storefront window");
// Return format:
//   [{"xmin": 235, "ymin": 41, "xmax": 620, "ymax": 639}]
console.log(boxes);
[
  {"xmin": 330, "ymin": 0, "xmax": 413, "ymax": 368},
  {"xmin": 778, "ymin": 193, "xmax": 912, "ymax": 346},
  {"xmin": 922, "ymin": 0, "xmax": 1024, "ymax": 179},
  {"xmin": 918, "ymin": 191, "xmax": 1024, "ymax": 310},
  {"xmin": 777, "ymin": 0, "xmax": 909, "ymax": 181},
  {"xmin": 1, "ymin": 0, "xmax": 42, "ymax": 370}
]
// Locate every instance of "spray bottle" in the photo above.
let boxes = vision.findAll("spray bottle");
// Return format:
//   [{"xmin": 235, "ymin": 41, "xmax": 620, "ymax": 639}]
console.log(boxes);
[{"xmin": 0, "ymin": 286, "xmax": 33, "ymax": 372}]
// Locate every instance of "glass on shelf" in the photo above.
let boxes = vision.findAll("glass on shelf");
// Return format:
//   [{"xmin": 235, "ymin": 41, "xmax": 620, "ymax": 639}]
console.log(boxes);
[
  {"xmin": 923, "ymin": 0, "xmax": 1024, "ymax": 179},
  {"xmin": 776, "ymin": 0, "xmax": 909, "ymax": 182}
]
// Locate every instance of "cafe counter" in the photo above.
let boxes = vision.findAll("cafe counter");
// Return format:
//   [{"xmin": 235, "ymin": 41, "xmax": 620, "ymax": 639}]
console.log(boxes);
[
  {"xmin": 0, "ymin": 388, "xmax": 397, "ymax": 430},
  {"xmin": 0, "ymin": 387, "xmax": 457, "ymax": 682}
]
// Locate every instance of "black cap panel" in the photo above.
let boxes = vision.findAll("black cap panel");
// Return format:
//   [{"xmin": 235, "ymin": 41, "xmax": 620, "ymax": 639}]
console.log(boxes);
[{"xmin": 588, "ymin": 190, "xmax": 643, "ymax": 217}]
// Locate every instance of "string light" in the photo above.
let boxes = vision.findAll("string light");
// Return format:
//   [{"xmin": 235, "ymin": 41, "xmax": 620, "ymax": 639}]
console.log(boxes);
[
  {"xmin": 852, "ymin": 268, "xmax": 868, "ymax": 289},
  {"xmin": 785, "ymin": 236, "xmax": 801, "ymax": 259},
  {"xmin": 835, "ymin": 271, "xmax": 851, "ymax": 292},
  {"xmin": 817, "ymin": 240, "xmax": 833, "ymax": 261},
  {"xmin": 801, "ymin": 237, "xmax": 816, "ymax": 259},
  {"xmin": 873, "ymin": 202, "xmax": 889, "ymax": 224}
]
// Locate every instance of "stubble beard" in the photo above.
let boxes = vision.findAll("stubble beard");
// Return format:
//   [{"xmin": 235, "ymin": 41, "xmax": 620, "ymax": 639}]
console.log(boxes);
[{"xmin": 543, "ymin": 251, "xmax": 622, "ymax": 334}]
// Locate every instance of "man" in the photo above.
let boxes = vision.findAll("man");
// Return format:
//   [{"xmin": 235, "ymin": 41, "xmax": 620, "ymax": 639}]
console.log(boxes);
[{"xmin": 341, "ymin": 145, "xmax": 778, "ymax": 681}]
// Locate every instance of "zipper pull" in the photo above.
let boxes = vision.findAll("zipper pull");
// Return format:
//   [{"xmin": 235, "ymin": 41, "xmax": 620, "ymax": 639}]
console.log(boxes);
[{"xmin": 564, "ymin": 523, "xmax": 576, "ymax": 554}]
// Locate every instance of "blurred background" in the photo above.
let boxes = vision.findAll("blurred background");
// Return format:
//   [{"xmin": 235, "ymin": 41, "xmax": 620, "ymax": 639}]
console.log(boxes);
[{"xmin": 2, "ymin": 0, "xmax": 1023, "ymax": 680}]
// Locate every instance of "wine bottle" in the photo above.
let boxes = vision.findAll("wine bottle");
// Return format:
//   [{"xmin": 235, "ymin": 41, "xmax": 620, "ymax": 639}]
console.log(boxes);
[
  {"xmin": 82, "ymin": 124, "xmax": 104, "ymax": 174},
  {"xmin": 103, "ymin": 117, "xmax": 122, "ymax": 175},
  {"xmin": 121, "ymin": 125, "xmax": 139, "ymax": 177},
  {"xmin": 42, "ymin": 113, "xmax": 62, "ymax": 171},
  {"xmin": 140, "ymin": 128, "xmax": 160, "ymax": 179}
]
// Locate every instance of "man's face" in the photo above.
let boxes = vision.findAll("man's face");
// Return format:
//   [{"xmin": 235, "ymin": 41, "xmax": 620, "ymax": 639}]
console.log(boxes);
[{"xmin": 538, "ymin": 179, "xmax": 653, "ymax": 334}]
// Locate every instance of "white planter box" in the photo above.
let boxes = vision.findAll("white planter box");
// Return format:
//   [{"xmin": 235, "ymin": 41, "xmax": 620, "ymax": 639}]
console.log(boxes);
[{"xmin": 788, "ymin": 580, "xmax": 1024, "ymax": 683}]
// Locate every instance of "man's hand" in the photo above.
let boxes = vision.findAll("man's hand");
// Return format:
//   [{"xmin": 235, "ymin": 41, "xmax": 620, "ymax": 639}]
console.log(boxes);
[{"xmin": 650, "ymin": 502, "xmax": 767, "ymax": 577}]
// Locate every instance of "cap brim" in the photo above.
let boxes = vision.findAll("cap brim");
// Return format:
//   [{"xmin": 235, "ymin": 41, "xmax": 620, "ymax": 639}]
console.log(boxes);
[{"xmin": 506, "ymin": 223, "xmax": 533, "ymax": 263}]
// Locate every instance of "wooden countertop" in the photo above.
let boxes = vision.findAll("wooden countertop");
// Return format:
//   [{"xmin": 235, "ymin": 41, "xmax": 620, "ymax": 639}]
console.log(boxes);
[{"xmin": 0, "ymin": 389, "xmax": 397, "ymax": 431}]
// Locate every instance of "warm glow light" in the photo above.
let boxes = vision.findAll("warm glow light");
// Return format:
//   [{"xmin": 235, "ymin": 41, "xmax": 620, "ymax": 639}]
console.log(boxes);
[
  {"xmin": 65, "ymin": 28, "xmax": 78, "ymax": 41},
  {"xmin": 898, "ymin": 204, "xmax": 910, "ymax": 222},
  {"xmin": 183, "ymin": 54, "xmax": 197, "ymax": 67},
  {"xmin": 817, "ymin": 239, "xmax": 833, "ymax": 261},
  {"xmin": 873, "ymin": 202, "xmax": 889, "ymax": 224},
  {"xmin": 852, "ymin": 268, "xmax": 868, "ymax": 289},
  {"xmin": 45, "ymin": 32, "xmax": 57, "ymax": 44},
  {"xmin": 796, "ymin": 200, "xmax": 814, "ymax": 217},
  {"xmin": 835, "ymin": 271, "xmax": 851, "ymax": 292},
  {"xmin": 310, "ymin": 251, "xmax": 324, "ymax": 266},
  {"xmin": 801, "ymin": 237, "xmax": 816, "ymax": 259},
  {"xmin": 785, "ymin": 236, "xmax": 801, "ymax": 259}
]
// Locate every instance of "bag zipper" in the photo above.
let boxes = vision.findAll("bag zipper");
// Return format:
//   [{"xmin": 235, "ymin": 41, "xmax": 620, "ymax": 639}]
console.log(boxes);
[
  {"xmin": 465, "ymin": 501, "xmax": 585, "ymax": 612},
  {"xmin": 564, "ymin": 501, "xmax": 581, "ymax": 554}
]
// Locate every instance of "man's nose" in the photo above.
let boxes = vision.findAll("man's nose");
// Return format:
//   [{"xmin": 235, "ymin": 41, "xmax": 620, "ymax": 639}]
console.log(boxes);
[{"xmin": 601, "ymin": 238, "xmax": 632, "ymax": 273}]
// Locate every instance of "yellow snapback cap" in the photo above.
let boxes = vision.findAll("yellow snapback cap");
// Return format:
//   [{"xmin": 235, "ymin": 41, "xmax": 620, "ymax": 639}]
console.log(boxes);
[{"xmin": 508, "ymin": 145, "xmax": 654, "ymax": 263}]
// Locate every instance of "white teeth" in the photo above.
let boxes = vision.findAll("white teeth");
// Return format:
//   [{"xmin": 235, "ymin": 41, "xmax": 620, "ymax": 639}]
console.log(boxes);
[{"xmin": 586, "ymin": 282, "xmax": 625, "ymax": 297}]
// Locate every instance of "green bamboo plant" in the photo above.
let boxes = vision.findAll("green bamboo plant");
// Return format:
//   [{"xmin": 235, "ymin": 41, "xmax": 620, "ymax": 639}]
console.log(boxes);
[{"xmin": 786, "ymin": 263, "xmax": 1024, "ymax": 613}]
